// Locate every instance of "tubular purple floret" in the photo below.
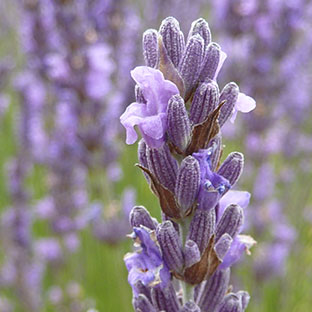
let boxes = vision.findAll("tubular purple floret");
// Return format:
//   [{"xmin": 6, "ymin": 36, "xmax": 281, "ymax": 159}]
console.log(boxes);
[{"xmin": 214, "ymin": 233, "xmax": 233, "ymax": 260}]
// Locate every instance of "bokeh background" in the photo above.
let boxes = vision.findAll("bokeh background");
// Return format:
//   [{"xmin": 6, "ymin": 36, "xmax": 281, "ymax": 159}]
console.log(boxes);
[{"xmin": 0, "ymin": 0, "xmax": 312, "ymax": 311}]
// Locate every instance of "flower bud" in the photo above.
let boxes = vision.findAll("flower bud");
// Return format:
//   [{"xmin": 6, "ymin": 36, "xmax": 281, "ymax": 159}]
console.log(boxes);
[
  {"xmin": 184, "ymin": 240, "xmax": 201, "ymax": 268},
  {"xmin": 188, "ymin": 18, "xmax": 211, "ymax": 49},
  {"xmin": 218, "ymin": 82, "xmax": 239, "ymax": 127},
  {"xmin": 133, "ymin": 294, "xmax": 156, "ymax": 312},
  {"xmin": 187, "ymin": 208, "xmax": 215, "ymax": 253},
  {"xmin": 179, "ymin": 35, "xmax": 204, "ymax": 99},
  {"xmin": 159, "ymin": 17, "xmax": 185, "ymax": 68},
  {"xmin": 197, "ymin": 269, "xmax": 230, "ymax": 312},
  {"xmin": 175, "ymin": 156, "xmax": 200, "ymax": 213},
  {"xmin": 215, "ymin": 204, "xmax": 244, "ymax": 241},
  {"xmin": 214, "ymin": 233, "xmax": 233, "ymax": 260},
  {"xmin": 190, "ymin": 79, "xmax": 219, "ymax": 124},
  {"xmin": 151, "ymin": 284, "xmax": 180, "ymax": 312},
  {"xmin": 199, "ymin": 42, "xmax": 221, "ymax": 82},
  {"xmin": 146, "ymin": 144, "xmax": 178, "ymax": 192},
  {"xmin": 157, "ymin": 221, "xmax": 184, "ymax": 272},
  {"xmin": 143, "ymin": 29, "xmax": 159, "ymax": 68},
  {"xmin": 218, "ymin": 293, "xmax": 243, "ymax": 312},
  {"xmin": 218, "ymin": 152, "xmax": 244, "ymax": 187},
  {"xmin": 236, "ymin": 291, "xmax": 250, "ymax": 310},
  {"xmin": 138, "ymin": 139, "xmax": 149, "ymax": 182},
  {"xmin": 167, "ymin": 95, "xmax": 191, "ymax": 151},
  {"xmin": 130, "ymin": 206, "xmax": 157, "ymax": 230}
]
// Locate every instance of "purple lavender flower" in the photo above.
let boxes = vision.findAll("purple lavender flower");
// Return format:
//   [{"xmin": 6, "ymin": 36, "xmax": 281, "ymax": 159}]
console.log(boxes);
[
  {"xmin": 122, "ymin": 16, "xmax": 256, "ymax": 311},
  {"xmin": 120, "ymin": 66, "xmax": 179, "ymax": 148},
  {"xmin": 124, "ymin": 226, "xmax": 170, "ymax": 295}
]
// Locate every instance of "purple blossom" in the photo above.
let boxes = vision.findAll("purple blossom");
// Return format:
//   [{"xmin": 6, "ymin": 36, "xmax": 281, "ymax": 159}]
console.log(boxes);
[
  {"xmin": 124, "ymin": 226, "xmax": 170, "ymax": 295},
  {"xmin": 120, "ymin": 66, "xmax": 179, "ymax": 148},
  {"xmin": 193, "ymin": 149, "xmax": 231, "ymax": 196}
]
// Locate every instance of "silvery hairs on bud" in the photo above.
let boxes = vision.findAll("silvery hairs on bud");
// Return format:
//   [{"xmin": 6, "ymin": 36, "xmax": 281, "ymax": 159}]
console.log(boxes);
[
  {"xmin": 188, "ymin": 18, "xmax": 212, "ymax": 49},
  {"xmin": 143, "ymin": 29, "xmax": 159, "ymax": 68},
  {"xmin": 190, "ymin": 79, "xmax": 219, "ymax": 124},
  {"xmin": 196, "ymin": 269, "xmax": 230, "ymax": 312},
  {"xmin": 188, "ymin": 208, "xmax": 216, "ymax": 253},
  {"xmin": 179, "ymin": 34, "xmax": 204, "ymax": 99},
  {"xmin": 159, "ymin": 17, "xmax": 185, "ymax": 68},
  {"xmin": 167, "ymin": 94, "xmax": 191, "ymax": 151},
  {"xmin": 215, "ymin": 204, "xmax": 244, "ymax": 241},
  {"xmin": 157, "ymin": 221, "xmax": 184, "ymax": 272},
  {"xmin": 218, "ymin": 152, "xmax": 244, "ymax": 187},
  {"xmin": 146, "ymin": 144, "xmax": 178, "ymax": 192},
  {"xmin": 175, "ymin": 156, "xmax": 200, "ymax": 213}
]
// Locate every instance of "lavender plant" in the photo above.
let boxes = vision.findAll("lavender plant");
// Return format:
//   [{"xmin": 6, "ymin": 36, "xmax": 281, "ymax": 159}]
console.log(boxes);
[
  {"xmin": 121, "ymin": 17, "xmax": 256, "ymax": 311},
  {"xmin": 17, "ymin": 0, "xmax": 139, "ymax": 247}
]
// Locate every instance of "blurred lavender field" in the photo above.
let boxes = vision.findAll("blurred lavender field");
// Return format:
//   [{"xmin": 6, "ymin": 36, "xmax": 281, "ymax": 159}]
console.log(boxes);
[{"xmin": 0, "ymin": 0, "xmax": 312, "ymax": 311}]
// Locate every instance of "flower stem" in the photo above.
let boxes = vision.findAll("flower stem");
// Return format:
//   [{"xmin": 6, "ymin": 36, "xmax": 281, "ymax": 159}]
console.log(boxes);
[
  {"xmin": 178, "ymin": 216, "xmax": 191, "ymax": 246},
  {"xmin": 181, "ymin": 280, "xmax": 194, "ymax": 304}
]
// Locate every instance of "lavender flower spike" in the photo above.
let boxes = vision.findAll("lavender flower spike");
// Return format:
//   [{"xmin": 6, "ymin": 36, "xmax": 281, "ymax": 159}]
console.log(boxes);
[
  {"xmin": 120, "ymin": 66, "xmax": 179, "ymax": 148},
  {"xmin": 122, "ymin": 16, "xmax": 255, "ymax": 312}
]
